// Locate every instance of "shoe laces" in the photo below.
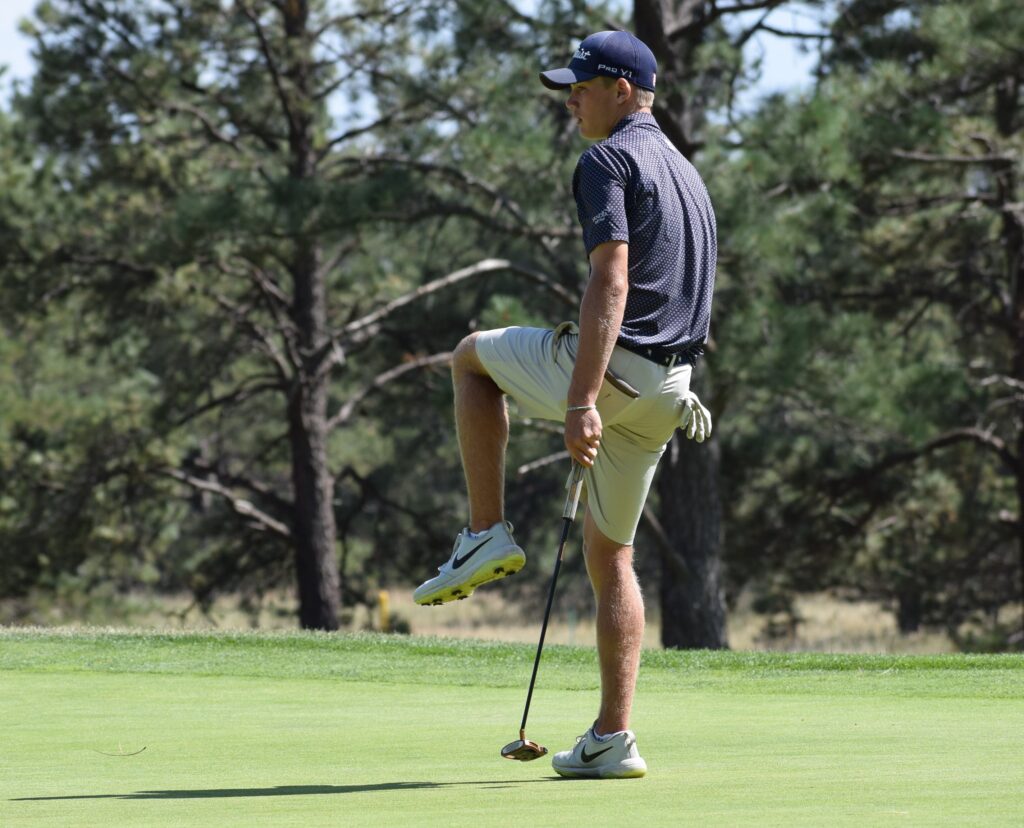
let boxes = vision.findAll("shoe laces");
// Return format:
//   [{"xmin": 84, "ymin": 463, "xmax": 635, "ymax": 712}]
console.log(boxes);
[{"xmin": 438, "ymin": 529, "xmax": 468, "ymax": 573}]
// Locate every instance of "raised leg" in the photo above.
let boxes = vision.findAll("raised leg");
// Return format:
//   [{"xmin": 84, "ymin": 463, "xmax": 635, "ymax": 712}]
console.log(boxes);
[{"xmin": 452, "ymin": 333, "xmax": 507, "ymax": 533}]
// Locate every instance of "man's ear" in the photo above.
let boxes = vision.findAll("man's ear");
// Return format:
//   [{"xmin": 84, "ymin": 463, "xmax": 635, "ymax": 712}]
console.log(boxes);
[{"xmin": 616, "ymin": 78, "xmax": 632, "ymax": 103}]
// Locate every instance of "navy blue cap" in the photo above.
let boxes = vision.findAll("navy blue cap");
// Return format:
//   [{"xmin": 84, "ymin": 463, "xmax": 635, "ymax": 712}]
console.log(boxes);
[{"xmin": 540, "ymin": 30, "xmax": 657, "ymax": 92}]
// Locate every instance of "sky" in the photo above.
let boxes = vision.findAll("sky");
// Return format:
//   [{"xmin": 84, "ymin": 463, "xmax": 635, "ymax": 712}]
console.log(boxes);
[
  {"xmin": 0, "ymin": 0, "xmax": 823, "ymax": 107},
  {"xmin": 0, "ymin": 0, "xmax": 37, "ymax": 100}
]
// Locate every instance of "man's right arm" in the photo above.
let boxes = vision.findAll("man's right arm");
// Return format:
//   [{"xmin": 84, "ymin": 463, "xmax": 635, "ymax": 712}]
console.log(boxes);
[{"xmin": 563, "ymin": 240, "xmax": 629, "ymax": 468}]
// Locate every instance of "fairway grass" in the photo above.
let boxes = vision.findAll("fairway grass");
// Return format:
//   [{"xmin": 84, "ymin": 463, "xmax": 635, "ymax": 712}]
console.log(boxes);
[{"xmin": 1, "ymin": 629, "xmax": 1022, "ymax": 827}]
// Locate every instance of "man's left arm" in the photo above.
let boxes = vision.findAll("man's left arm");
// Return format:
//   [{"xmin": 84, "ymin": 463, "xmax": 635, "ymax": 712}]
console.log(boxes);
[{"xmin": 564, "ymin": 240, "xmax": 629, "ymax": 467}]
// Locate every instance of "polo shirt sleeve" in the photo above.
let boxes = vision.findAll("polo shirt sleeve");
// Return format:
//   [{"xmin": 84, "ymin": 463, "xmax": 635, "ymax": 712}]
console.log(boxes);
[{"xmin": 572, "ymin": 146, "xmax": 630, "ymax": 254}]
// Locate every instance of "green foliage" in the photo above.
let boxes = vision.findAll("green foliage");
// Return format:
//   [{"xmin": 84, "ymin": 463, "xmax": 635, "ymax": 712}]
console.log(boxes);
[
  {"xmin": 0, "ymin": 0, "xmax": 603, "ymax": 623},
  {"xmin": 711, "ymin": 0, "xmax": 1023, "ymax": 643},
  {"xmin": 2, "ymin": 0, "xmax": 1020, "ymax": 647}
]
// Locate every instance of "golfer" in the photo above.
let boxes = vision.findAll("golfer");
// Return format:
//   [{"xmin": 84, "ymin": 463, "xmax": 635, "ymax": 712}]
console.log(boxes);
[{"xmin": 415, "ymin": 30, "xmax": 717, "ymax": 779}]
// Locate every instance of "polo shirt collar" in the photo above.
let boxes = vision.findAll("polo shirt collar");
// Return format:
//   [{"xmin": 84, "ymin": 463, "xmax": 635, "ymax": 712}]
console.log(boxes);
[{"xmin": 609, "ymin": 111, "xmax": 658, "ymax": 137}]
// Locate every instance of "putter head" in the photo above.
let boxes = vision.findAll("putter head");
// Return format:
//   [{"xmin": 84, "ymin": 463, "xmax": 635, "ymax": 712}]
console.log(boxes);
[{"xmin": 501, "ymin": 738, "xmax": 548, "ymax": 761}]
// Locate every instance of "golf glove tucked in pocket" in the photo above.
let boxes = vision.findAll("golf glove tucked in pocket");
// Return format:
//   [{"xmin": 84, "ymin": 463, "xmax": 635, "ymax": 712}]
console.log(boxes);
[
  {"xmin": 550, "ymin": 320, "xmax": 579, "ymax": 361},
  {"xmin": 678, "ymin": 391, "xmax": 712, "ymax": 442}
]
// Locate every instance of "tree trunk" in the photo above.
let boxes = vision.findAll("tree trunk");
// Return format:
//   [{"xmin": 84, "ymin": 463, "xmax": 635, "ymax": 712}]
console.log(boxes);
[
  {"xmin": 634, "ymin": 0, "xmax": 708, "ymax": 157},
  {"xmin": 284, "ymin": 0, "xmax": 341, "ymax": 630},
  {"xmin": 289, "ymin": 239, "xmax": 341, "ymax": 630},
  {"xmin": 635, "ymin": 0, "xmax": 728, "ymax": 647},
  {"xmin": 658, "ymin": 363, "xmax": 728, "ymax": 648},
  {"xmin": 994, "ymin": 71, "xmax": 1024, "ymax": 637},
  {"xmin": 896, "ymin": 589, "xmax": 923, "ymax": 634},
  {"xmin": 1016, "ymin": 431, "xmax": 1024, "ymax": 642},
  {"xmin": 288, "ymin": 375, "xmax": 341, "ymax": 630}
]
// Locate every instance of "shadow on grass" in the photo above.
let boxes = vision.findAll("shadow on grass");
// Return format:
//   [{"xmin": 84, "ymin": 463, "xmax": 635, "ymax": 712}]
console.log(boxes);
[{"xmin": 13, "ymin": 779, "xmax": 567, "ymax": 801}]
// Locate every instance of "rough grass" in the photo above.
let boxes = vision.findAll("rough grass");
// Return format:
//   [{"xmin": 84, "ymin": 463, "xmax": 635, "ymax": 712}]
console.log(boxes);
[{"xmin": 1, "ymin": 587, "xmax": 986, "ymax": 654}]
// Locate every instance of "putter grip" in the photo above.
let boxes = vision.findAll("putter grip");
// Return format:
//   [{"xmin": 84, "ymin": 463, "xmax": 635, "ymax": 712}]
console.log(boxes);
[{"xmin": 562, "ymin": 462, "xmax": 584, "ymax": 520}]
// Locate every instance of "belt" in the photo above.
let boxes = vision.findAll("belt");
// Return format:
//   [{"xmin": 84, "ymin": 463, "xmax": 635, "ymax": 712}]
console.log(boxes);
[{"xmin": 617, "ymin": 340, "xmax": 697, "ymax": 368}]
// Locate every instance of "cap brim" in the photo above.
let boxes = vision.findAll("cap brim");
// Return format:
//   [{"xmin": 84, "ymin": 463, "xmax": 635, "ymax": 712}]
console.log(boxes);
[{"xmin": 539, "ymin": 67, "xmax": 598, "ymax": 90}]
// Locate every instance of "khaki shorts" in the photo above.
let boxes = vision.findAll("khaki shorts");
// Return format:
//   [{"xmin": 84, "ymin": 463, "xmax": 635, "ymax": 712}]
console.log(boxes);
[{"xmin": 475, "ymin": 323, "xmax": 693, "ymax": 545}]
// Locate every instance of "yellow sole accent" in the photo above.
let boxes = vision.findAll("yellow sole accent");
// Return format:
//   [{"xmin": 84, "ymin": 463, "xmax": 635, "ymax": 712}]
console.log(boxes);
[{"xmin": 416, "ymin": 553, "xmax": 525, "ymax": 606}]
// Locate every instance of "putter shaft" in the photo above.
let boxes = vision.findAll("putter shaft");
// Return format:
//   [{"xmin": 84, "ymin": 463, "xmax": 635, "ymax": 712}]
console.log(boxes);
[{"xmin": 517, "ymin": 462, "xmax": 584, "ymax": 736}]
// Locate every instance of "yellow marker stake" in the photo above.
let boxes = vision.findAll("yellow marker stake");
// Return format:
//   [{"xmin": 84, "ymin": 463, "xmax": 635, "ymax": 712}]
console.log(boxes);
[{"xmin": 378, "ymin": 590, "xmax": 390, "ymax": 633}]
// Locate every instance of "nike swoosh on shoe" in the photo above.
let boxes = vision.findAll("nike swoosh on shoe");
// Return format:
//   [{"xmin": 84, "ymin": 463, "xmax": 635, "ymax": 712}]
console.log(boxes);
[
  {"xmin": 580, "ymin": 744, "xmax": 615, "ymax": 763},
  {"xmin": 452, "ymin": 537, "xmax": 492, "ymax": 569}
]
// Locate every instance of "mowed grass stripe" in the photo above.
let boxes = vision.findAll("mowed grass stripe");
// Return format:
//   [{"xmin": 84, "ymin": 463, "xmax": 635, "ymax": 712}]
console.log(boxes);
[{"xmin": 1, "ymin": 628, "xmax": 1022, "ymax": 699}]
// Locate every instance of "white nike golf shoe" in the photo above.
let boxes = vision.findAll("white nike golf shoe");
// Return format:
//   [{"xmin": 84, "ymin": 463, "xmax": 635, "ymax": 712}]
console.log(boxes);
[
  {"xmin": 552, "ymin": 726, "xmax": 647, "ymax": 779},
  {"xmin": 413, "ymin": 522, "xmax": 526, "ymax": 606}
]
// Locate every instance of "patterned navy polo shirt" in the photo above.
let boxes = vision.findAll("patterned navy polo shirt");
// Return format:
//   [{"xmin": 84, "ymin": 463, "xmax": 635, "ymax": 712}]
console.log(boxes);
[{"xmin": 572, "ymin": 112, "xmax": 717, "ymax": 359}]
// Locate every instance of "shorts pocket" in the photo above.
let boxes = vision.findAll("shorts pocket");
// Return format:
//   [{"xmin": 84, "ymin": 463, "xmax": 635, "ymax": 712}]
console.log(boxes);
[{"xmin": 595, "ymin": 377, "xmax": 637, "ymax": 426}]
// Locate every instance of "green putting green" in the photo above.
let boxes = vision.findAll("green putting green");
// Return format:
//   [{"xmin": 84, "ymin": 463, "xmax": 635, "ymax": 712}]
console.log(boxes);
[{"xmin": 1, "ymin": 629, "xmax": 1022, "ymax": 826}]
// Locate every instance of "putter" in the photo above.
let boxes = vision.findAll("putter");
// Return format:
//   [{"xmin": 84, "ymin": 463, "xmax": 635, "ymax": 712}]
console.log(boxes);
[{"xmin": 501, "ymin": 460, "xmax": 585, "ymax": 761}]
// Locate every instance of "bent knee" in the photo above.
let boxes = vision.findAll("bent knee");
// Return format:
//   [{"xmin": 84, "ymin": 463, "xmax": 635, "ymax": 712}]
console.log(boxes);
[
  {"xmin": 583, "ymin": 511, "xmax": 634, "ymax": 559},
  {"xmin": 453, "ymin": 331, "xmax": 488, "ymax": 376}
]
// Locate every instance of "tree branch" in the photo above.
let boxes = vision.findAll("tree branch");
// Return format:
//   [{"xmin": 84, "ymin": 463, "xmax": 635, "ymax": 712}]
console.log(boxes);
[
  {"xmin": 978, "ymin": 374, "xmax": 1024, "ymax": 395},
  {"xmin": 205, "ymin": 285, "xmax": 294, "ymax": 380},
  {"xmin": 163, "ymin": 468, "xmax": 291, "ymax": 538},
  {"xmin": 643, "ymin": 503, "xmax": 696, "ymax": 583},
  {"xmin": 367, "ymin": 68, "xmax": 478, "ymax": 128},
  {"xmin": 326, "ymin": 154, "xmax": 569, "ymax": 240},
  {"xmin": 177, "ymin": 76, "xmax": 284, "ymax": 155},
  {"xmin": 830, "ymin": 427, "xmax": 1020, "ymax": 498},
  {"xmin": 175, "ymin": 376, "xmax": 284, "ymax": 426},
  {"xmin": 707, "ymin": 0, "xmax": 788, "ymax": 25},
  {"xmin": 340, "ymin": 258, "xmax": 577, "ymax": 345},
  {"xmin": 315, "ymin": 109, "xmax": 425, "ymax": 163},
  {"xmin": 245, "ymin": 262, "xmax": 292, "ymax": 310},
  {"xmin": 181, "ymin": 459, "xmax": 292, "ymax": 515},
  {"xmin": 326, "ymin": 351, "xmax": 452, "ymax": 431},
  {"xmin": 98, "ymin": 54, "xmax": 273, "ymax": 180},
  {"xmin": 731, "ymin": 9, "xmax": 774, "ymax": 51},
  {"xmin": 239, "ymin": 2, "xmax": 297, "ymax": 137},
  {"xmin": 310, "ymin": 4, "xmax": 414, "ymax": 41},
  {"xmin": 757, "ymin": 24, "xmax": 830, "ymax": 40},
  {"xmin": 516, "ymin": 450, "xmax": 570, "ymax": 476},
  {"xmin": 876, "ymin": 192, "xmax": 998, "ymax": 216},
  {"xmin": 891, "ymin": 149, "xmax": 1016, "ymax": 165}
]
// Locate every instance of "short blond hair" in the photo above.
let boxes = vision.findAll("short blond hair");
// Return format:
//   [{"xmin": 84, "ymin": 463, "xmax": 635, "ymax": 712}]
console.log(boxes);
[
  {"xmin": 600, "ymin": 75, "xmax": 655, "ymax": 108},
  {"xmin": 634, "ymin": 87, "xmax": 655, "ymax": 108}
]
